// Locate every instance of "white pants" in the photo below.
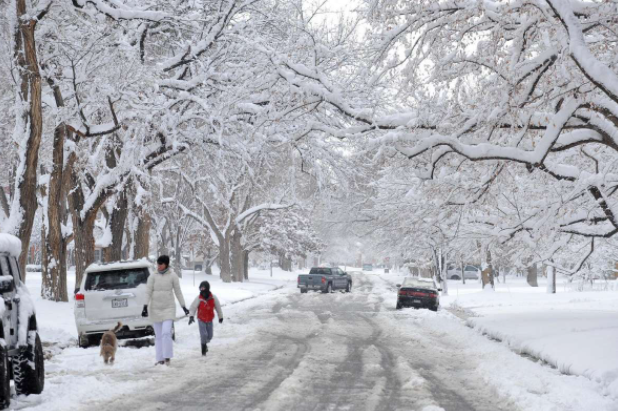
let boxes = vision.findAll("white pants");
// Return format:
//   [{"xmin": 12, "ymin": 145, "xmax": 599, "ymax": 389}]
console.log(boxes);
[{"xmin": 153, "ymin": 320, "xmax": 174, "ymax": 362}]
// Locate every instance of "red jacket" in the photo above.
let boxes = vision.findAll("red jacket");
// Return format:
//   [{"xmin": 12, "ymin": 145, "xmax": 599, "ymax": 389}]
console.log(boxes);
[{"xmin": 190, "ymin": 292, "xmax": 223, "ymax": 323}]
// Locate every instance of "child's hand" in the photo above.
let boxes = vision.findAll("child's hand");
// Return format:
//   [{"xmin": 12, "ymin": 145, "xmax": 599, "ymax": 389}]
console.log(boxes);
[
  {"xmin": 188, "ymin": 316, "xmax": 195, "ymax": 325},
  {"xmin": 219, "ymin": 318, "xmax": 223, "ymax": 324}
]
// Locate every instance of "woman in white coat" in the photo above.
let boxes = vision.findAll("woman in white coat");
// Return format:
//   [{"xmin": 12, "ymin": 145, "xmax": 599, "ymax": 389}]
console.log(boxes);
[{"xmin": 142, "ymin": 255, "xmax": 190, "ymax": 365}]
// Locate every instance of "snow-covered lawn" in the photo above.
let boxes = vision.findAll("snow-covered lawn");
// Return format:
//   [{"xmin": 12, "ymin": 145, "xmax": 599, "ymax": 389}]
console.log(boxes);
[{"xmin": 423, "ymin": 275, "xmax": 618, "ymax": 400}]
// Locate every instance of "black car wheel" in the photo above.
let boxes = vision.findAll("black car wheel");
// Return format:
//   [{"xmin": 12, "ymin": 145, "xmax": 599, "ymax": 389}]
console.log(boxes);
[
  {"xmin": 13, "ymin": 331, "xmax": 45, "ymax": 395},
  {"xmin": 77, "ymin": 334, "xmax": 92, "ymax": 348},
  {"xmin": 450, "ymin": 275, "xmax": 461, "ymax": 280},
  {"xmin": 0, "ymin": 343, "xmax": 11, "ymax": 409},
  {"xmin": 396, "ymin": 301, "xmax": 402, "ymax": 310},
  {"xmin": 345, "ymin": 282, "xmax": 351, "ymax": 293},
  {"xmin": 300, "ymin": 289, "xmax": 308, "ymax": 294}
]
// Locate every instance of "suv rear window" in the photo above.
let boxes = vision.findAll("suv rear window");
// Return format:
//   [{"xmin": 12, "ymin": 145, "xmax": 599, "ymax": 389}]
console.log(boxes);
[{"xmin": 85, "ymin": 268, "xmax": 149, "ymax": 291}]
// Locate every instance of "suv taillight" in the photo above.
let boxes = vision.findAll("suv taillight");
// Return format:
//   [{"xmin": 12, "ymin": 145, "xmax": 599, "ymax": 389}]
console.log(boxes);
[
  {"xmin": 321, "ymin": 277, "xmax": 326, "ymax": 284},
  {"xmin": 75, "ymin": 293, "xmax": 85, "ymax": 308}
]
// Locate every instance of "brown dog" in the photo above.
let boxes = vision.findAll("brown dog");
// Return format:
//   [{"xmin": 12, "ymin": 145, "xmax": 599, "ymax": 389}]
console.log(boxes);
[{"xmin": 100, "ymin": 322, "xmax": 122, "ymax": 364}]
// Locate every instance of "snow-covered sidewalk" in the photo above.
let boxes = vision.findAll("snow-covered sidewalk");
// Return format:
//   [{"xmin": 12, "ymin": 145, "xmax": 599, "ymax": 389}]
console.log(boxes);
[
  {"xmin": 14, "ymin": 266, "xmax": 300, "ymax": 410},
  {"xmin": 435, "ymin": 276, "xmax": 618, "ymax": 400}
]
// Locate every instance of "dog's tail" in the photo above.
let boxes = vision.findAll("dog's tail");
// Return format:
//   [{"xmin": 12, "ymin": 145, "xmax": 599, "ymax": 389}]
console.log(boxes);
[{"xmin": 110, "ymin": 321, "xmax": 123, "ymax": 334}]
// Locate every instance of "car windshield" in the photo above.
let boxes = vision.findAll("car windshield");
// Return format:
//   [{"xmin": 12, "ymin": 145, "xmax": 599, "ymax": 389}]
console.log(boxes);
[
  {"xmin": 402, "ymin": 277, "xmax": 437, "ymax": 289},
  {"xmin": 85, "ymin": 268, "xmax": 149, "ymax": 291},
  {"xmin": 309, "ymin": 268, "xmax": 331, "ymax": 275}
]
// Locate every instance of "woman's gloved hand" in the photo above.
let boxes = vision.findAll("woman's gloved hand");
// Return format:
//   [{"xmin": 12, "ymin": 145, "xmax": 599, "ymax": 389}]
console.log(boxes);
[{"xmin": 141, "ymin": 305, "xmax": 148, "ymax": 317}]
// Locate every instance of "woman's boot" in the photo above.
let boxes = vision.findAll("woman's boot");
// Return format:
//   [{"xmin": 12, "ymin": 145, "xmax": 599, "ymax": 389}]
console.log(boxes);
[{"xmin": 201, "ymin": 344, "xmax": 207, "ymax": 356}]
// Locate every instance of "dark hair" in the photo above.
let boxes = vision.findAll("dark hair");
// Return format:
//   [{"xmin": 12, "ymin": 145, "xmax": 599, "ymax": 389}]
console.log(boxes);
[{"xmin": 157, "ymin": 255, "xmax": 170, "ymax": 267}]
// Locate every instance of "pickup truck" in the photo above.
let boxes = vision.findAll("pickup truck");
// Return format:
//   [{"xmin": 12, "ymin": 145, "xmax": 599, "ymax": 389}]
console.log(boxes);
[{"xmin": 298, "ymin": 267, "xmax": 352, "ymax": 293}]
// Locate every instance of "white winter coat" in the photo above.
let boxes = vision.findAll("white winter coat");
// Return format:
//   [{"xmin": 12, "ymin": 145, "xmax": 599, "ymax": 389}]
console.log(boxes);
[{"xmin": 146, "ymin": 269, "xmax": 186, "ymax": 323}]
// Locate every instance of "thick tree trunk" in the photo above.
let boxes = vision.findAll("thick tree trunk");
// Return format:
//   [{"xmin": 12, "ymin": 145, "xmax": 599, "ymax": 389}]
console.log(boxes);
[
  {"xmin": 527, "ymin": 263, "xmax": 539, "ymax": 287},
  {"xmin": 42, "ymin": 76, "xmax": 71, "ymax": 301},
  {"xmin": 219, "ymin": 237, "xmax": 232, "ymax": 283},
  {"xmin": 103, "ymin": 190, "xmax": 128, "ymax": 263},
  {"xmin": 230, "ymin": 230, "xmax": 244, "ymax": 282},
  {"xmin": 12, "ymin": 0, "xmax": 44, "ymax": 280},
  {"xmin": 134, "ymin": 211, "xmax": 151, "ymax": 259},
  {"xmin": 243, "ymin": 250, "xmax": 249, "ymax": 280},
  {"xmin": 71, "ymin": 212, "xmax": 96, "ymax": 289}
]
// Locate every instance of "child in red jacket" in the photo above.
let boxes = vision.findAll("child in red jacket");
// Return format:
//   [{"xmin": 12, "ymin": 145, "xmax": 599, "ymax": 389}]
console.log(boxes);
[{"xmin": 188, "ymin": 281, "xmax": 223, "ymax": 356}]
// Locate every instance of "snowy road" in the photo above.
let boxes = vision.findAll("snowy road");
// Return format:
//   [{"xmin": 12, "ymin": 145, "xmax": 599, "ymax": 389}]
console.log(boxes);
[
  {"xmin": 80, "ymin": 275, "xmax": 521, "ymax": 411},
  {"xmin": 23, "ymin": 273, "xmax": 613, "ymax": 411}
]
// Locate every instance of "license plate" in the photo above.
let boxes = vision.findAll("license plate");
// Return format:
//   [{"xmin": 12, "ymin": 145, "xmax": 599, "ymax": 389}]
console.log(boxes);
[
  {"xmin": 310, "ymin": 285, "xmax": 321, "ymax": 289},
  {"xmin": 413, "ymin": 299, "xmax": 421, "ymax": 304},
  {"xmin": 112, "ymin": 298, "xmax": 128, "ymax": 308}
]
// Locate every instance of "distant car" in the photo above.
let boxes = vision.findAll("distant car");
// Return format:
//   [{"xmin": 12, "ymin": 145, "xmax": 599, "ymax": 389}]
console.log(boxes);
[
  {"xmin": 396, "ymin": 277, "xmax": 440, "ymax": 311},
  {"xmin": 298, "ymin": 267, "xmax": 352, "ymax": 293},
  {"xmin": 362, "ymin": 264, "xmax": 373, "ymax": 271},
  {"xmin": 74, "ymin": 260, "xmax": 160, "ymax": 348},
  {"xmin": 446, "ymin": 265, "xmax": 480, "ymax": 280},
  {"xmin": 348, "ymin": 270, "xmax": 363, "ymax": 275},
  {"xmin": 258, "ymin": 263, "xmax": 269, "ymax": 270}
]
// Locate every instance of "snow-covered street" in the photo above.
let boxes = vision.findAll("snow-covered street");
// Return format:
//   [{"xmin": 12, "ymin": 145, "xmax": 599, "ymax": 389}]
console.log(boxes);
[{"xmin": 17, "ymin": 273, "xmax": 615, "ymax": 411}]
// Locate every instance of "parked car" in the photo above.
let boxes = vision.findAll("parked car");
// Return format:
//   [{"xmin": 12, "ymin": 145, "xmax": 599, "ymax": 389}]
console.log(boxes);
[
  {"xmin": 74, "ymin": 260, "xmax": 162, "ymax": 348},
  {"xmin": 0, "ymin": 234, "xmax": 45, "ymax": 409},
  {"xmin": 395, "ymin": 277, "xmax": 440, "ymax": 311},
  {"xmin": 298, "ymin": 267, "xmax": 352, "ymax": 293},
  {"xmin": 446, "ymin": 264, "xmax": 480, "ymax": 280},
  {"xmin": 362, "ymin": 264, "xmax": 373, "ymax": 271}
]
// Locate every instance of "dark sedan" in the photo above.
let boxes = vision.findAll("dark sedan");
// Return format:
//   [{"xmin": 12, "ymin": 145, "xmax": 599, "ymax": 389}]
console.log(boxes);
[{"xmin": 395, "ymin": 277, "xmax": 440, "ymax": 311}]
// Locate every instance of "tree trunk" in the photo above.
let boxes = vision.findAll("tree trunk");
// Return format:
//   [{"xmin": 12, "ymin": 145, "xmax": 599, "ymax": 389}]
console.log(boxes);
[
  {"xmin": 546, "ymin": 264, "xmax": 556, "ymax": 294},
  {"xmin": 71, "ymin": 212, "xmax": 96, "ymax": 289},
  {"xmin": 230, "ymin": 230, "xmax": 244, "ymax": 282},
  {"xmin": 440, "ymin": 252, "xmax": 448, "ymax": 296},
  {"xmin": 134, "ymin": 211, "xmax": 151, "ymax": 259},
  {"xmin": 481, "ymin": 247, "xmax": 495, "ymax": 290},
  {"xmin": 42, "ymin": 75, "xmax": 72, "ymax": 301},
  {"xmin": 202, "ymin": 246, "xmax": 215, "ymax": 275},
  {"xmin": 12, "ymin": 0, "xmax": 44, "ymax": 280},
  {"xmin": 174, "ymin": 225, "xmax": 182, "ymax": 278},
  {"xmin": 527, "ymin": 263, "xmax": 539, "ymax": 287},
  {"xmin": 40, "ymin": 223, "xmax": 50, "ymax": 298},
  {"xmin": 219, "ymin": 237, "xmax": 232, "ymax": 283},
  {"xmin": 243, "ymin": 250, "xmax": 249, "ymax": 280},
  {"xmin": 103, "ymin": 189, "xmax": 128, "ymax": 263}
]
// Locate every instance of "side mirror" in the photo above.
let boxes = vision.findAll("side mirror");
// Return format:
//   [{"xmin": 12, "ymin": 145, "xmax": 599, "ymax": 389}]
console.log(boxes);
[
  {"xmin": 396, "ymin": 284, "xmax": 401, "ymax": 288},
  {"xmin": 0, "ymin": 278, "xmax": 15, "ymax": 293}
]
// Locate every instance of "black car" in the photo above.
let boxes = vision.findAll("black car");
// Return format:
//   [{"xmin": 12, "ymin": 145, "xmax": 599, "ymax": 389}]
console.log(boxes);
[{"xmin": 395, "ymin": 277, "xmax": 440, "ymax": 311}]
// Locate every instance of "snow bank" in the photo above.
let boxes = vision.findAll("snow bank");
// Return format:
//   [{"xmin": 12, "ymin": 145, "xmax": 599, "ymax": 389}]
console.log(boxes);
[
  {"xmin": 0, "ymin": 233, "xmax": 21, "ymax": 257},
  {"xmin": 439, "ymin": 276, "xmax": 618, "ymax": 401}
]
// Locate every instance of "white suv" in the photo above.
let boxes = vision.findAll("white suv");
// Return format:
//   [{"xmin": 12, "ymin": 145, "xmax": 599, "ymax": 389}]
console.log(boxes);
[
  {"xmin": 74, "ymin": 260, "xmax": 154, "ymax": 348},
  {"xmin": 446, "ymin": 264, "xmax": 480, "ymax": 280}
]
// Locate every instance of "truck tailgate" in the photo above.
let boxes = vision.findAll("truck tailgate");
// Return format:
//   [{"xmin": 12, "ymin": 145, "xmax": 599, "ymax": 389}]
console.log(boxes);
[{"xmin": 298, "ymin": 274, "xmax": 324, "ymax": 288}]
